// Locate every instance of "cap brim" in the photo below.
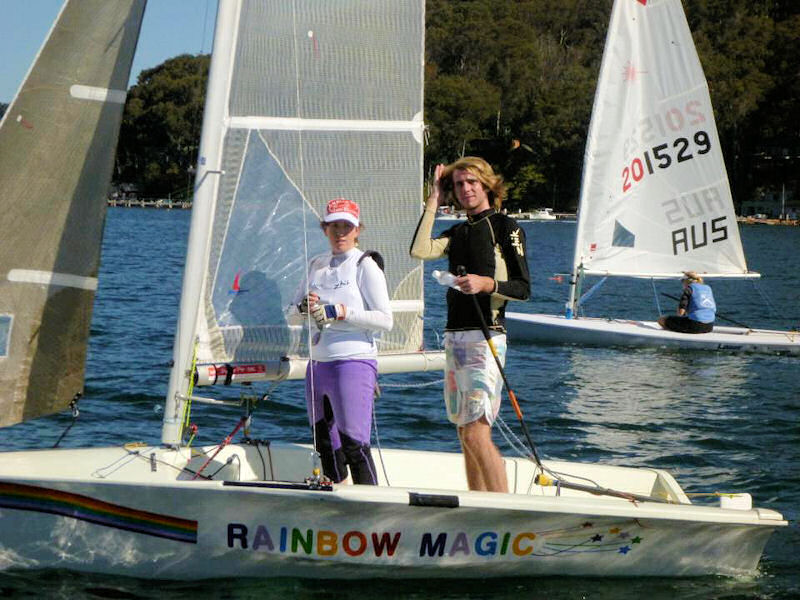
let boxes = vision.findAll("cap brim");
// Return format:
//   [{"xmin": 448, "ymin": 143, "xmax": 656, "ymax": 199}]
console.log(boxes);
[{"xmin": 324, "ymin": 212, "xmax": 359, "ymax": 227}]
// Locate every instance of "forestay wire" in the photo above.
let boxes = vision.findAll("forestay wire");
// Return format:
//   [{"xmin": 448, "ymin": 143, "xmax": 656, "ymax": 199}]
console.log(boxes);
[
  {"xmin": 290, "ymin": 0, "xmax": 321, "ymax": 475},
  {"xmin": 751, "ymin": 279, "xmax": 784, "ymax": 323},
  {"xmin": 651, "ymin": 278, "xmax": 663, "ymax": 316},
  {"xmin": 577, "ymin": 276, "xmax": 608, "ymax": 307}
]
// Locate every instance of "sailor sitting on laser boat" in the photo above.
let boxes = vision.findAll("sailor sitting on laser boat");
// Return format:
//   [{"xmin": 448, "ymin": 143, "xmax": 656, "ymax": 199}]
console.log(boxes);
[{"xmin": 658, "ymin": 271, "xmax": 716, "ymax": 334}]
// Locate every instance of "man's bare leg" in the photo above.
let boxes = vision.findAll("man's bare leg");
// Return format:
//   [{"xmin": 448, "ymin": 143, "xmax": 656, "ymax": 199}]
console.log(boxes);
[
  {"xmin": 458, "ymin": 428, "xmax": 486, "ymax": 490},
  {"xmin": 459, "ymin": 419, "xmax": 508, "ymax": 493}
]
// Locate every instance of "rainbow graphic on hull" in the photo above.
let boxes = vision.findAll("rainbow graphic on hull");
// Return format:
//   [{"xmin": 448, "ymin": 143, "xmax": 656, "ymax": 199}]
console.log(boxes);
[{"xmin": 0, "ymin": 481, "xmax": 197, "ymax": 544}]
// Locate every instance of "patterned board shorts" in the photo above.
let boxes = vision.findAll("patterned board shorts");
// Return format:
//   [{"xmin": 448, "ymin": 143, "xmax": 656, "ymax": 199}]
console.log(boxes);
[{"xmin": 443, "ymin": 330, "xmax": 506, "ymax": 426}]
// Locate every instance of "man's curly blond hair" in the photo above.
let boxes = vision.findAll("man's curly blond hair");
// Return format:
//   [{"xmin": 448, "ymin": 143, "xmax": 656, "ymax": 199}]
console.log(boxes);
[{"xmin": 442, "ymin": 156, "xmax": 505, "ymax": 211}]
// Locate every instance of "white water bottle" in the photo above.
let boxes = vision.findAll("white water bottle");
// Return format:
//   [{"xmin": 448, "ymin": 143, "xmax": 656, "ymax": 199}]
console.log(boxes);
[{"xmin": 432, "ymin": 270, "xmax": 459, "ymax": 289}]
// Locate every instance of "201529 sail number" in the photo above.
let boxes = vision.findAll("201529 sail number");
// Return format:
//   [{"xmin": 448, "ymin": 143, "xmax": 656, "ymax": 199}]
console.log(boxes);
[{"xmin": 622, "ymin": 131, "xmax": 711, "ymax": 193}]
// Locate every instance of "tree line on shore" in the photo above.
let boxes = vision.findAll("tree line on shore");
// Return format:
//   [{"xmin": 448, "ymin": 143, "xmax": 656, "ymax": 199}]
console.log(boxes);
[{"xmin": 4, "ymin": 0, "xmax": 797, "ymax": 212}]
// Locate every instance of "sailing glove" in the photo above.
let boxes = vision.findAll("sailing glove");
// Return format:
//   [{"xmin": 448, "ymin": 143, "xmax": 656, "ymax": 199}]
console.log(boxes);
[{"xmin": 311, "ymin": 303, "xmax": 347, "ymax": 326}]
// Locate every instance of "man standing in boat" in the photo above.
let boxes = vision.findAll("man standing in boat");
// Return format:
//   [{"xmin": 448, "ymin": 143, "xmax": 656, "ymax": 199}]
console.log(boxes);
[
  {"xmin": 657, "ymin": 271, "xmax": 716, "ymax": 334},
  {"xmin": 410, "ymin": 157, "xmax": 530, "ymax": 492}
]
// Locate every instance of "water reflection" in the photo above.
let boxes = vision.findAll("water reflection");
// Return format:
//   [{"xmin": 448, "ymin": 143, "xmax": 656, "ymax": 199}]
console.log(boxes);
[{"xmin": 541, "ymin": 348, "xmax": 762, "ymax": 472}]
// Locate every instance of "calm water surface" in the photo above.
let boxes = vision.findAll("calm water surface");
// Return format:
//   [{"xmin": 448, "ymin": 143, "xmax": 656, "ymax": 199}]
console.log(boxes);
[{"xmin": 0, "ymin": 209, "xmax": 798, "ymax": 599}]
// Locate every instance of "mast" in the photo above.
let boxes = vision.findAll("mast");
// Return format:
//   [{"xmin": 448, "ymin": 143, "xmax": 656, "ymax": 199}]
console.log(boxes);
[
  {"xmin": 162, "ymin": 0, "xmax": 241, "ymax": 445},
  {"xmin": 565, "ymin": 0, "xmax": 622, "ymax": 319}
]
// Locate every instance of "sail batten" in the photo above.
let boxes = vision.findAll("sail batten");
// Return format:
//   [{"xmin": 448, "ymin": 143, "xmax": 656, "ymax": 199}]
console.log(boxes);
[
  {"xmin": 229, "ymin": 116, "xmax": 423, "ymax": 132},
  {"xmin": 69, "ymin": 85, "xmax": 128, "ymax": 104},
  {"xmin": 7, "ymin": 269, "xmax": 99, "ymax": 291}
]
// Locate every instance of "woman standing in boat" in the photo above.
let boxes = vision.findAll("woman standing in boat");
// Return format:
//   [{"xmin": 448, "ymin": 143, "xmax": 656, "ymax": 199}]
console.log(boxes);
[
  {"xmin": 289, "ymin": 198, "xmax": 392, "ymax": 485},
  {"xmin": 658, "ymin": 271, "xmax": 716, "ymax": 334}
]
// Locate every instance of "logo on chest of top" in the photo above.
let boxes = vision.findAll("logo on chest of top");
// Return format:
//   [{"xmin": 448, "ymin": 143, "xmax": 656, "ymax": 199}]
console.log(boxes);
[{"xmin": 333, "ymin": 279, "xmax": 351, "ymax": 290}]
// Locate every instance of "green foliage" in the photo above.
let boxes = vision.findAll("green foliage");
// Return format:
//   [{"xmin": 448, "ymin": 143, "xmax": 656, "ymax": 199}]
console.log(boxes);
[
  {"xmin": 425, "ymin": 0, "xmax": 611, "ymax": 207},
  {"xmin": 424, "ymin": 0, "xmax": 798, "ymax": 210},
  {"xmin": 425, "ymin": 73, "xmax": 501, "ymax": 161},
  {"xmin": 112, "ymin": 1, "xmax": 798, "ymax": 209},
  {"xmin": 692, "ymin": 5, "xmax": 773, "ymax": 130},
  {"xmin": 687, "ymin": 0, "xmax": 798, "ymax": 204},
  {"xmin": 506, "ymin": 163, "xmax": 547, "ymax": 207},
  {"xmin": 114, "ymin": 54, "xmax": 209, "ymax": 198}
]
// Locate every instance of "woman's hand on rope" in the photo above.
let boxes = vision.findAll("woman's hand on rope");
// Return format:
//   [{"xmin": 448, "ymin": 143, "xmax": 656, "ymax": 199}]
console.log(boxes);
[{"xmin": 298, "ymin": 293, "xmax": 320, "ymax": 314}]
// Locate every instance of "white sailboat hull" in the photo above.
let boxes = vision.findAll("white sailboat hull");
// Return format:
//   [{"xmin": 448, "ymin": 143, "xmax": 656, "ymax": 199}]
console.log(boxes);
[
  {"xmin": 0, "ymin": 444, "xmax": 784, "ymax": 579},
  {"xmin": 507, "ymin": 312, "xmax": 800, "ymax": 355},
  {"xmin": 518, "ymin": 209, "xmax": 557, "ymax": 222}
]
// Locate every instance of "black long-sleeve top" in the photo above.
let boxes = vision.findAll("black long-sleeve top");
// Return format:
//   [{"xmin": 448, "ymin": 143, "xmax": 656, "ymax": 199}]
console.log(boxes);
[{"xmin": 410, "ymin": 207, "xmax": 530, "ymax": 331}]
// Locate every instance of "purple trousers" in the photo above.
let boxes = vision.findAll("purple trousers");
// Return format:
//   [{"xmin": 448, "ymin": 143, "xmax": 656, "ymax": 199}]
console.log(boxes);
[{"xmin": 305, "ymin": 359, "xmax": 378, "ymax": 484}]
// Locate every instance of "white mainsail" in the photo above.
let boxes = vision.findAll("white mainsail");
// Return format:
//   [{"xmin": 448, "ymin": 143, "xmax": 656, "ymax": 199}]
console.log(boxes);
[
  {"xmin": 504, "ymin": 0, "xmax": 798, "ymax": 355},
  {"xmin": 0, "ymin": 0, "xmax": 146, "ymax": 427},
  {"xmin": 570, "ymin": 0, "xmax": 751, "ymax": 284},
  {"xmin": 163, "ymin": 0, "xmax": 433, "ymax": 443}
]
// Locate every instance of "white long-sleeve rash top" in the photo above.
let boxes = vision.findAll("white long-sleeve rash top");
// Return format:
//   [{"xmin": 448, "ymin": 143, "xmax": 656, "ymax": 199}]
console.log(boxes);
[{"xmin": 289, "ymin": 248, "xmax": 393, "ymax": 361}]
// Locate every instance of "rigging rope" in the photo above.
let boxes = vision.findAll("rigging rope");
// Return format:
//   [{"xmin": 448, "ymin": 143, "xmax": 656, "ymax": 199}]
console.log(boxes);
[
  {"xmin": 651, "ymin": 278, "xmax": 663, "ymax": 316},
  {"xmin": 577, "ymin": 276, "xmax": 607, "ymax": 307},
  {"xmin": 191, "ymin": 416, "xmax": 247, "ymax": 480},
  {"xmin": 495, "ymin": 415, "xmax": 532, "ymax": 458},
  {"xmin": 52, "ymin": 393, "xmax": 81, "ymax": 448},
  {"xmin": 494, "ymin": 410, "xmax": 635, "ymax": 501},
  {"xmin": 379, "ymin": 377, "xmax": 444, "ymax": 389},
  {"xmin": 180, "ymin": 338, "xmax": 199, "ymax": 442},
  {"xmin": 371, "ymin": 389, "xmax": 391, "ymax": 487},
  {"xmin": 751, "ymin": 279, "xmax": 784, "ymax": 323},
  {"xmin": 292, "ymin": 0, "xmax": 321, "ymax": 479}
]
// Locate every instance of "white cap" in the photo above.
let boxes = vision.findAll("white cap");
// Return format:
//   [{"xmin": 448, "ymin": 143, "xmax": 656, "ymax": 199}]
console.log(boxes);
[{"xmin": 324, "ymin": 198, "xmax": 360, "ymax": 227}]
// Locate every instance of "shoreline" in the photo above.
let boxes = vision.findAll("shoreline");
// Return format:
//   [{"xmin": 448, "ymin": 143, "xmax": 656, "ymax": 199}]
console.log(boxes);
[
  {"xmin": 736, "ymin": 216, "xmax": 798, "ymax": 226},
  {"xmin": 108, "ymin": 198, "xmax": 191, "ymax": 209},
  {"xmin": 105, "ymin": 201, "xmax": 797, "ymax": 227}
]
